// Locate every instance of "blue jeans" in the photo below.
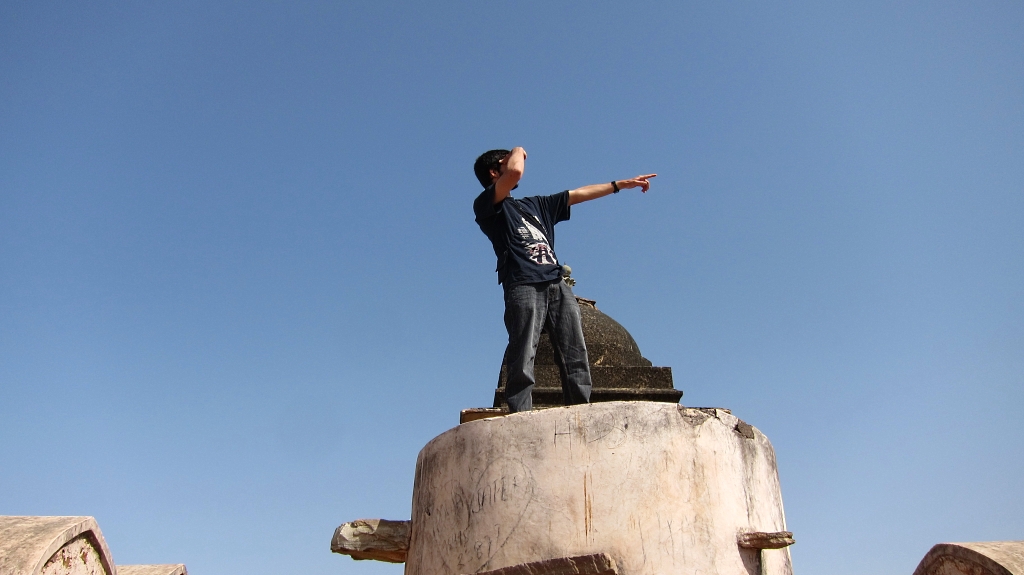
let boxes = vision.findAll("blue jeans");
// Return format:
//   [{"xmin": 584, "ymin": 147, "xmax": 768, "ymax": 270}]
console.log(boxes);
[{"xmin": 503, "ymin": 279, "xmax": 592, "ymax": 413}]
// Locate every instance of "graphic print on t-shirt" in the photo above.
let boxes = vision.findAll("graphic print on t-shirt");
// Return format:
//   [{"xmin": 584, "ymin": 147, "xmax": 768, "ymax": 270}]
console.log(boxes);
[{"xmin": 515, "ymin": 217, "xmax": 557, "ymax": 266}]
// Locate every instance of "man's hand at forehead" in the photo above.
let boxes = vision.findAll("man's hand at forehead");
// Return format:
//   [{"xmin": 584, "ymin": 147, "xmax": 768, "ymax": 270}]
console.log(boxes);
[
  {"xmin": 492, "ymin": 147, "xmax": 527, "ymax": 204},
  {"xmin": 499, "ymin": 147, "xmax": 527, "ymax": 169}
]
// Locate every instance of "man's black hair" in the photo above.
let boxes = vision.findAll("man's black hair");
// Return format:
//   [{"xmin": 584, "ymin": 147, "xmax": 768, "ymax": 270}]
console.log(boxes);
[{"xmin": 474, "ymin": 149, "xmax": 510, "ymax": 188}]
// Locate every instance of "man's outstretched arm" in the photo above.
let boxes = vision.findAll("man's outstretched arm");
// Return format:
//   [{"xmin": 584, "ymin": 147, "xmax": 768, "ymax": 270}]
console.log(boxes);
[{"xmin": 568, "ymin": 174, "xmax": 657, "ymax": 206}]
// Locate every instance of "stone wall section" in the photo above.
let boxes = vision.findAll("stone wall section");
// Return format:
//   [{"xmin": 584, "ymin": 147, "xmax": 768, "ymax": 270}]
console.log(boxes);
[{"xmin": 0, "ymin": 516, "xmax": 186, "ymax": 575}]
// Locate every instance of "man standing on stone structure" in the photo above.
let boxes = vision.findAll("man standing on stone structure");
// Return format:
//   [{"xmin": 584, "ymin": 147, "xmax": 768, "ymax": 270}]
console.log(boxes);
[{"xmin": 473, "ymin": 147, "xmax": 655, "ymax": 413}]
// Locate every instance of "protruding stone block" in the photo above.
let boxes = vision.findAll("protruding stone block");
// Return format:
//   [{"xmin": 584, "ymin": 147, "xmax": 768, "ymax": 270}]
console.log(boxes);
[
  {"xmin": 913, "ymin": 541, "xmax": 1024, "ymax": 575},
  {"xmin": 117, "ymin": 566, "xmax": 188, "ymax": 575},
  {"xmin": 0, "ymin": 516, "xmax": 115, "ymax": 575},
  {"xmin": 405, "ymin": 402, "xmax": 792, "ymax": 575},
  {"xmin": 738, "ymin": 531, "xmax": 795, "ymax": 550},
  {"xmin": 461, "ymin": 407, "xmax": 509, "ymax": 425},
  {"xmin": 331, "ymin": 519, "xmax": 410, "ymax": 563}
]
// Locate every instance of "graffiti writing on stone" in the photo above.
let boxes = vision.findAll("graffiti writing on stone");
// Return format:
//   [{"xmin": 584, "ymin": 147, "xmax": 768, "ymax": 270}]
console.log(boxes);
[{"xmin": 418, "ymin": 457, "xmax": 535, "ymax": 574}]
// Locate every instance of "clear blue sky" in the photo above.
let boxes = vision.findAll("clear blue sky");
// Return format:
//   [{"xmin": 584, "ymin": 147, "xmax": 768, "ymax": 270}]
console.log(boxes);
[{"xmin": 1, "ymin": 2, "xmax": 1021, "ymax": 574}]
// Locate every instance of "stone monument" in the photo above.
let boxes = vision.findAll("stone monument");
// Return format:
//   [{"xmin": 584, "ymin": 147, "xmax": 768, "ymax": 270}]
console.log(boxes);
[{"xmin": 334, "ymin": 298, "xmax": 797, "ymax": 575}]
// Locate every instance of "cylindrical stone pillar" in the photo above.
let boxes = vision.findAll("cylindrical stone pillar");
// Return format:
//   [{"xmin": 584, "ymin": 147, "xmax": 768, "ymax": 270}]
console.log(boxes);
[{"xmin": 404, "ymin": 402, "xmax": 792, "ymax": 575}]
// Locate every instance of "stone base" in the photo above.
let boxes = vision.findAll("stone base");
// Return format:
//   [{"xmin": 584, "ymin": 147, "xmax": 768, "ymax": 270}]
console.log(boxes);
[
  {"xmin": 406, "ymin": 402, "xmax": 792, "ymax": 575},
  {"xmin": 493, "ymin": 366, "xmax": 680, "ymax": 408}
]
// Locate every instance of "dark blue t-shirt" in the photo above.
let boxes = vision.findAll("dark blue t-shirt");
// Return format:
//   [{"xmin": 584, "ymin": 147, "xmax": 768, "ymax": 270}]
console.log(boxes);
[{"xmin": 473, "ymin": 186, "xmax": 571, "ymax": 287}]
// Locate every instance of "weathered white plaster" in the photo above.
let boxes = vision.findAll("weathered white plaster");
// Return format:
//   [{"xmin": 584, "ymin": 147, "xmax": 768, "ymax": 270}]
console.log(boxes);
[{"xmin": 404, "ymin": 402, "xmax": 792, "ymax": 575}]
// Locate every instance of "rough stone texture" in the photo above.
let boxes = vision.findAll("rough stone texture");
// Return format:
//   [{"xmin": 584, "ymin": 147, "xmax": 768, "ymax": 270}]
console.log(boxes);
[
  {"xmin": 405, "ymin": 402, "xmax": 792, "ymax": 575},
  {"xmin": 37, "ymin": 537, "xmax": 107, "ymax": 575},
  {"xmin": 738, "ymin": 531, "xmax": 795, "ymax": 549},
  {"xmin": 0, "ymin": 517, "xmax": 115, "ymax": 575},
  {"xmin": 913, "ymin": 542, "xmax": 1024, "ymax": 575},
  {"xmin": 332, "ymin": 519, "xmax": 411, "ymax": 563},
  {"xmin": 117, "ymin": 566, "xmax": 187, "ymax": 575},
  {"xmin": 492, "ymin": 299, "xmax": 682, "ymax": 408},
  {"xmin": 470, "ymin": 553, "xmax": 618, "ymax": 575}
]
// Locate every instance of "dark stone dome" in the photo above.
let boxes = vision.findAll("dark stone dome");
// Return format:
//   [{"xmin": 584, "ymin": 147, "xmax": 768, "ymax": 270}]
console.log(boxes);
[
  {"xmin": 531, "ymin": 298, "xmax": 651, "ymax": 368},
  {"xmin": 494, "ymin": 297, "xmax": 681, "ymax": 408}
]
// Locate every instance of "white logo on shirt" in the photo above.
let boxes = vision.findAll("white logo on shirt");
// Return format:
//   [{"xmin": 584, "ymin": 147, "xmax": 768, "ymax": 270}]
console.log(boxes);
[{"xmin": 516, "ymin": 218, "xmax": 556, "ymax": 265}]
